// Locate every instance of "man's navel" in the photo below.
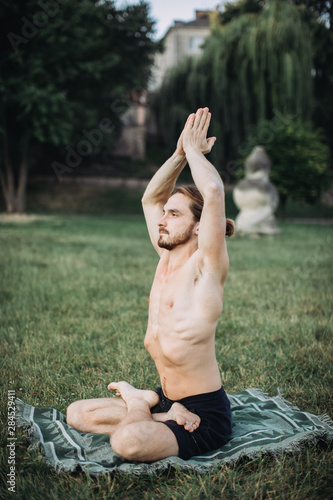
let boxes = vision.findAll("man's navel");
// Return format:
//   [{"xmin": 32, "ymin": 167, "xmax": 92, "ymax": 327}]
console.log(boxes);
[{"xmin": 166, "ymin": 298, "xmax": 174, "ymax": 308}]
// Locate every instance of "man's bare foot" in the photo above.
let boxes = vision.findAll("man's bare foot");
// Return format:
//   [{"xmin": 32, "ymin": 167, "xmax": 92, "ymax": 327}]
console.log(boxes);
[
  {"xmin": 156, "ymin": 402, "xmax": 200, "ymax": 433},
  {"xmin": 108, "ymin": 381, "xmax": 159, "ymax": 409}
]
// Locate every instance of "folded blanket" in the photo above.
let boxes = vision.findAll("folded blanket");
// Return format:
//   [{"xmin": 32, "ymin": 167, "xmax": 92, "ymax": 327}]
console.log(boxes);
[{"xmin": 15, "ymin": 388, "xmax": 333, "ymax": 475}]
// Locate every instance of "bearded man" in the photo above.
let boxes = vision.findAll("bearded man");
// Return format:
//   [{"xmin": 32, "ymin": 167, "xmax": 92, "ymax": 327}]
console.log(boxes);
[{"xmin": 67, "ymin": 107, "xmax": 234, "ymax": 461}]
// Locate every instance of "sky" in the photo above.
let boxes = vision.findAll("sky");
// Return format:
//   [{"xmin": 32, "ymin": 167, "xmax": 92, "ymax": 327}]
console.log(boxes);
[{"xmin": 116, "ymin": 0, "xmax": 232, "ymax": 40}]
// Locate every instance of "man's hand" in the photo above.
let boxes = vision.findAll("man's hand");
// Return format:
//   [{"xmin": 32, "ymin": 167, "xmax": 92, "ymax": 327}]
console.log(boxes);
[
  {"xmin": 175, "ymin": 109, "xmax": 216, "ymax": 156},
  {"xmin": 183, "ymin": 107, "xmax": 216, "ymax": 155},
  {"xmin": 175, "ymin": 127, "xmax": 186, "ymax": 157},
  {"xmin": 175, "ymin": 115, "xmax": 191, "ymax": 156}
]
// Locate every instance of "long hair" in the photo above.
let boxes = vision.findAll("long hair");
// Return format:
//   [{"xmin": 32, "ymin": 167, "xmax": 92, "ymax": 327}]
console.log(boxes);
[{"xmin": 173, "ymin": 185, "xmax": 235, "ymax": 238}]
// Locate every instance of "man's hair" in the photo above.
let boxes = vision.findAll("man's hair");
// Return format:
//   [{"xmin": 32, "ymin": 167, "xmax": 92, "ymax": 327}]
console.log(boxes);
[{"xmin": 173, "ymin": 185, "xmax": 235, "ymax": 238}]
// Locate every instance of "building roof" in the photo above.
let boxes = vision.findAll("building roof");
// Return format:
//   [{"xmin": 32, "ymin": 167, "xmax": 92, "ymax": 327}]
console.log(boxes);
[{"xmin": 162, "ymin": 10, "xmax": 212, "ymax": 39}]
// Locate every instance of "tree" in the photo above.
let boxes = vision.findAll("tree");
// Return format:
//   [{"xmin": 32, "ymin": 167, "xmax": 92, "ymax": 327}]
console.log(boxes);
[
  {"xmin": 292, "ymin": 0, "xmax": 332, "ymax": 26},
  {"xmin": 216, "ymin": 0, "xmax": 264, "ymax": 24},
  {"xmin": 214, "ymin": 0, "xmax": 333, "ymax": 161},
  {"xmin": 152, "ymin": 0, "xmax": 313, "ymax": 171},
  {"xmin": 0, "ymin": 0, "xmax": 156, "ymax": 213},
  {"xmin": 291, "ymin": 0, "xmax": 333, "ymax": 157}
]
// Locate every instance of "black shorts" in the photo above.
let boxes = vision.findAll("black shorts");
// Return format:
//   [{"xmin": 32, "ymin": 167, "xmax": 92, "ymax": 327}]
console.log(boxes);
[{"xmin": 151, "ymin": 386, "xmax": 232, "ymax": 460}]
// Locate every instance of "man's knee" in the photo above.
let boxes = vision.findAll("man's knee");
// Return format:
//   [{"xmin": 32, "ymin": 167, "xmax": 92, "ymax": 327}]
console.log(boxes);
[
  {"xmin": 67, "ymin": 401, "xmax": 82, "ymax": 428},
  {"xmin": 111, "ymin": 426, "xmax": 143, "ymax": 461},
  {"xmin": 66, "ymin": 401, "xmax": 93, "ymax": 430}
]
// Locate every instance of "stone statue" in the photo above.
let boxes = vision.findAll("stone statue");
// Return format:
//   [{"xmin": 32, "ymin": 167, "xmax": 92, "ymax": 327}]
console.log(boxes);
[{"xmin": 233, "ymin": 146, "xmax": 280, "ymax": 236}]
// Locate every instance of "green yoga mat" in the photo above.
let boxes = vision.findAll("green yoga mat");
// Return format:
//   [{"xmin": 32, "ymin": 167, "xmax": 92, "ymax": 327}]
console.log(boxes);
[{"xmin": 15, "ymin": 389, "xmax": 333, "ymax": 475}]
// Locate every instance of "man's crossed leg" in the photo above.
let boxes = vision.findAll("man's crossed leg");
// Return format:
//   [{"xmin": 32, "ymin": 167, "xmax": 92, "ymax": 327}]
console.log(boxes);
[{"xmin": 66, "ymin": 382, "xmax": 200, "ymax": 462}]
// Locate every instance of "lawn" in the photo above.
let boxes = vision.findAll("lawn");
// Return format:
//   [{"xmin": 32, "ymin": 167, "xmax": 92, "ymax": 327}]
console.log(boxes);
[{"xmin": 0, "ymin": 213, "xmax": 332, "ymax": 499}]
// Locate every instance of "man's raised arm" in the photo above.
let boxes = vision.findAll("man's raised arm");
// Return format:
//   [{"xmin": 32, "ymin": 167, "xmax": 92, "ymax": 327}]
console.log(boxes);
[
  {"xmin": 182, "ymin": 108, "xmax": 228, "ymax": 278},
  {"xmin": 141, "ymin": 117, "xmax": 194, "ymax": 253}
]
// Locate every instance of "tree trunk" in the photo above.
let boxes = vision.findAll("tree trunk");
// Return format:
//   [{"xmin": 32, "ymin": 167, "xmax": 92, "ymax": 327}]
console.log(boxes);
[
  {"xmin": 0, "ymin": 131, "xmax": 29, "ymax": 213},
  {"xmin": 0, "ymin": 129, "xmax": 16, "ymax": 213},
  {"xmin": 16, "ymin": 145, "xmax": 28, "ymax": 213}
]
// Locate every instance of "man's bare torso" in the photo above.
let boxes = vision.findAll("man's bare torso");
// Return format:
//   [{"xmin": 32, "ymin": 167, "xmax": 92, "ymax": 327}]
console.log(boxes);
[{"xmin": 144, "ymin": 249, "xmax": 224, "ymax": 400}]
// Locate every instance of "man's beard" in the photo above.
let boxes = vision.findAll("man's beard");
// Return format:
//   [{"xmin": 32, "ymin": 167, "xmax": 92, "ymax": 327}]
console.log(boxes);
[{"xmin": 158, "ymin": 224, "xmax": 195, "ymax": 251}]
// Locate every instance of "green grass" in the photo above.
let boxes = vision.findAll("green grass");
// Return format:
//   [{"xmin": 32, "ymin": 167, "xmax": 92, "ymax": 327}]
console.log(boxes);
[{"xmin": 0, "ymin": 214, "xmax": 332, "ymax": 499}]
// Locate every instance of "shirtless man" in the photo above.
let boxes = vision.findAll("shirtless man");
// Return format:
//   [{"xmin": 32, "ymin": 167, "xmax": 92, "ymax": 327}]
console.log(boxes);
[{"xmin": 67, "ymin": 107, "xmax": 234, "ymax": 462}]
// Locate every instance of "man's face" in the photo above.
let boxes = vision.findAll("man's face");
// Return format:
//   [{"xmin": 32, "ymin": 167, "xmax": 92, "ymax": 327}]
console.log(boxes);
[{"xmin": 157, "ymin": 193, "xmax": 198, "ymax": 251}]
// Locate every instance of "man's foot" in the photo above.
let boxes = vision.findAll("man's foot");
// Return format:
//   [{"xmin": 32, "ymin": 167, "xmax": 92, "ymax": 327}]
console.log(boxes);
[
  {"xmin": 156, "ymin": 402, "xmax": 200, "ymax": 433},
  {"xmin": 108, "ymin": 381, "xmax": 159, "ymax": 409}
]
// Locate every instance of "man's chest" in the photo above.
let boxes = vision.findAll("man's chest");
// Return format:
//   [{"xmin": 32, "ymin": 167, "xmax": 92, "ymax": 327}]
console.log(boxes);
[{"xmin": 149, "ymin": 262, "xmax": 197, "ymax": 319}]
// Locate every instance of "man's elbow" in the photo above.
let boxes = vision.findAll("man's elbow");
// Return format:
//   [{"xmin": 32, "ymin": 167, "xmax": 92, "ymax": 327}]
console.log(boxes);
[
  {"xmin": 142, "ymin": 192, "xmax": 164, "ymax": 207},
  {"xmin": 204, "ymin": 182, "xmax": 224, "ymax": 200},
  {"xmin": 141, "ymin": 194, "xmax": 150, "ymax": 206}
]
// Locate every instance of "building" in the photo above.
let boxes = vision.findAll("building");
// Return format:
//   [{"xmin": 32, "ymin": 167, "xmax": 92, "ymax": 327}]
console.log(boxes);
[{"xmin": 151, "ymin": 10, "xmax": 213, "ymax": 90}]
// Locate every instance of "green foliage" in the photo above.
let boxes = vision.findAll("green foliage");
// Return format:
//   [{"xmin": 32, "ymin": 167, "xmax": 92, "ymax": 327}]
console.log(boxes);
[
  {"xmin": 292, "ymin": 0, "xmax": 332, "ymax": 25},
  {"xmin": 0, "ymin": 0, "xmax": 156, "ymax": 148},
  {"xmin": 215, "ymin": 0, "xmax": 263, "ymax": 25},
  {"xmin": 0, "ymin": 215, "xmax": 332, "ymax": 497},
  {"xmin": 152, "ymin": 0, "xmax": 313, "ymax": 170},
  {"xmin": 297, "ymin": 0, "xmax": 333, "ymax": 155}
]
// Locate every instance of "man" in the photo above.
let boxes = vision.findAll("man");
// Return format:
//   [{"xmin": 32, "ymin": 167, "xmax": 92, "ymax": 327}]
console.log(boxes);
[{"xmin": 67, "ymin": 107, "xmax": 234, "ymax": 462}]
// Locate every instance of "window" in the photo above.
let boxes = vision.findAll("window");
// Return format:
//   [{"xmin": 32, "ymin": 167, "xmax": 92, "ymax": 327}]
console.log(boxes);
[{"xmin": 189, "ymin": 36, "xmax": 204, "ymax": 53}]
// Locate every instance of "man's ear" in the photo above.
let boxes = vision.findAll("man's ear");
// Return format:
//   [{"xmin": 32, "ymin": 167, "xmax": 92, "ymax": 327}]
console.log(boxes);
[{"xmin": 195, "ymin": 222, "xmax": 199, "ymax": 235}]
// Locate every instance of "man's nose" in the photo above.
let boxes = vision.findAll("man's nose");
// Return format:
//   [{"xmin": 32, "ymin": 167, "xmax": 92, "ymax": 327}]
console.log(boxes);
[{"xmin": 158, "ymin": 214, "xmax": 167, "ymax": 226}]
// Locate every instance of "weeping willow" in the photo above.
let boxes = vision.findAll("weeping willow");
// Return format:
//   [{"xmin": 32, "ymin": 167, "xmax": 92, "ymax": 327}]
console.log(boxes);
[{"xmin": 152, "ymin": 0, "xmax": 313, "ymax": 169}]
